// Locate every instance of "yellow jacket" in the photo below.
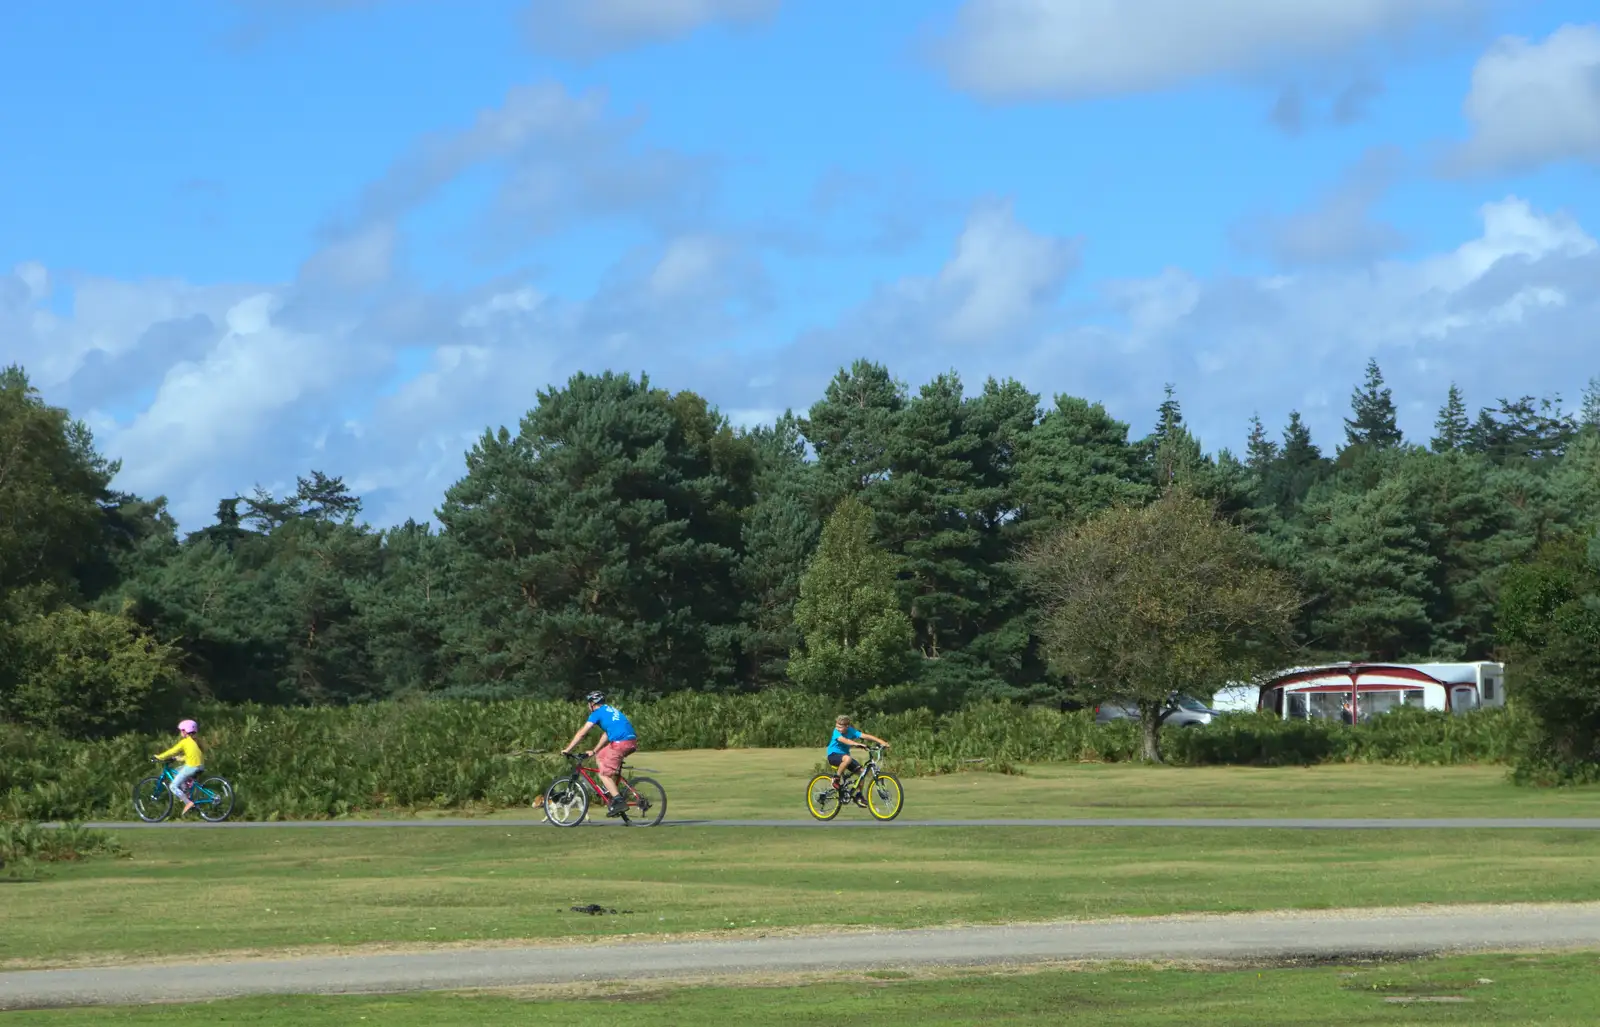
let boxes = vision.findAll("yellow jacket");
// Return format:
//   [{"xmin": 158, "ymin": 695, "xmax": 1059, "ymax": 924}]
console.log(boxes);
[{"xmin": 156, "ymin": 736, "xmax": 204, "ymax": 768}]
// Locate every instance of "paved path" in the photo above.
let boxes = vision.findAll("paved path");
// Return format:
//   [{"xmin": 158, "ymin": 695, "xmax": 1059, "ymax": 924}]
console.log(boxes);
[
  {"xmin": 6, "ymin": 904, "xmax": 1599, "ymax": 1009},
  {"xmin": 62, "ymin": 816, "xmax": 1600, "ymax": 829}
]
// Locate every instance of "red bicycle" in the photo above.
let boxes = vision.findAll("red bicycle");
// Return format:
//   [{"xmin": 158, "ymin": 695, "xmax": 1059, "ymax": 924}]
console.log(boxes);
[{"xmin": 536, "ymin": 750, "xmax": 667, "ymax": 827}]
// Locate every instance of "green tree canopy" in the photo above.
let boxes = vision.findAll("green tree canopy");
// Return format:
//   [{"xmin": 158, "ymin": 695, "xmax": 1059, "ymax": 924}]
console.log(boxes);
[
  {"xmin": 1019, "ymin": 487, "xmax": 1301, "ymax": 761},
  {"xmin": 1344, "ymin": 358, "xmax": 1403, "ymax": 452},
  {"xmin": 1497, "ymin": 531, "xmax": 1600, "ymax": 783},
  {"xmin": 787, "ymin": 496, "xmax": 914, "ymax": 698}
]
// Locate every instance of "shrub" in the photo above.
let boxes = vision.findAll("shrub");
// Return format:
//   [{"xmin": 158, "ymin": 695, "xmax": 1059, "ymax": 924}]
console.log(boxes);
[
  {"xmin": 1, "ymin": 607, "xmax": 184, "ymax": 738},
  {"xmin": 1165, "ymin": 707, "xmax": 1521, "ymax": 767}
]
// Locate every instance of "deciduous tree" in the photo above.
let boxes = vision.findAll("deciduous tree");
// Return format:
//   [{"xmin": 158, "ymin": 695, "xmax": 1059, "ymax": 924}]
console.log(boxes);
[{"xmin": 1020, "ymin": 487, "xmax": 1300, "ymax": 761}]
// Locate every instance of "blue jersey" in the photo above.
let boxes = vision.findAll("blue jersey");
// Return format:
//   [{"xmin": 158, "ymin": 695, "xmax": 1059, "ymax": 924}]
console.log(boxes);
[
  {"xmin": 587, "ymin": 704, "xmax": 636, "ymax": 742},
  {"xmin": 827, "ymin": 726, "xmax": 862, "ymax": 756}
]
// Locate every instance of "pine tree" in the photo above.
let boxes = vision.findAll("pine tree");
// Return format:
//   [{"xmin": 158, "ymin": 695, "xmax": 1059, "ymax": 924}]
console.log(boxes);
[
  {"xmin": 800, "ymin": 360, "xmax": 905, "ymax": 497},
  {"xmin": 1015, "ymin": 396, "xmax": 1148, "ymax": 526},
  {"xmin": 1154, "ymin": 384, "xmax": 1182, "ymax": 443},
  {"xmin": 1579, "ymin": 376, "xmax": 1600, "ymax": 435},
  {"xmin": 1143, "ymin": 384, "xmax": 1204, "ymax": 486},
  {"xmin": 1246, "ymin": 414, "xmax": 1278, "ymax": 472},
  {"xmin": 1431, "ymin": 384, "xmax": 1469, "ymax": 453},
  {"xmin": 439, "ymin": 371, "xmax": 756, "ymax": 697},
  {"xmin": 1465, "ymin": 396, "xmax": 1576, "ymax": 463},
  {"xmin": 1298, "ymin": 473, "xmax": 1438, "ymax": 660},
  {"xmin": 735, "ymin": 414, "xmax": 824, "ymax": 687},
  {"xmin": 1344, "ymin": 358, "xmax": 1403, "ymax": 451},
  {"xmin": 1260, "ymin": 411, "xmax": 1327, "ymax": 513}
]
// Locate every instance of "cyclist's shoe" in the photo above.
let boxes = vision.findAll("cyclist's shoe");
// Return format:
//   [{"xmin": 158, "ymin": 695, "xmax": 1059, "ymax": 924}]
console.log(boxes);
[
  {"xmin": 853, "ymin": 794, "xmax": 869, "ymax": 808},
  {"xmin": 606, "ymin": 796, "xmax": 628, "ymax": 817}
]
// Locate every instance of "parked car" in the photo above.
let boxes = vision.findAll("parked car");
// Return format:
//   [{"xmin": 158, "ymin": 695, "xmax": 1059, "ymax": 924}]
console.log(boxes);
[{"xmin": 1093, "ymin": 693, "xmax": 1218, "ymax": 727}]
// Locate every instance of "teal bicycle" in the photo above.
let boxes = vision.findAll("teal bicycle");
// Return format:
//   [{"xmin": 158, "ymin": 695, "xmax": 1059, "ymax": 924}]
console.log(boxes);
[{"xmin": 134, "ymin": 759, "xmax": 235, "ymax": 823}]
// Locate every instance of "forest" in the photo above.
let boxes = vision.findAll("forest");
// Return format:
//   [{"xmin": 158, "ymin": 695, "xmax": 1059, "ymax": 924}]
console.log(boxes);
[{"xmin": 2, "ymin": 358, "xmax": 1598, "ymax": 742}]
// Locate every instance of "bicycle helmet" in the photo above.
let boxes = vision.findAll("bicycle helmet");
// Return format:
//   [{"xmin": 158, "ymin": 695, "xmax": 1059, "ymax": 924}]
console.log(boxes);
[
  {"xmin": 585, "ymin": 691, "xmax": 606, "ymax": 705},
  {"xmin": 178, "ymin": 719, "xmax": 198, "ymax": 735}
]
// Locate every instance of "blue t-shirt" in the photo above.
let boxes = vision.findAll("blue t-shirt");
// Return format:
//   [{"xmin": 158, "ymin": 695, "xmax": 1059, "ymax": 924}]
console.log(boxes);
[
  {"xmin": 827, "ymin": 726, "xmax": 862, "ymax": 756},
  {"xmin": 587, "ymin": 704, "xmax": 636, "ymax": 742}
]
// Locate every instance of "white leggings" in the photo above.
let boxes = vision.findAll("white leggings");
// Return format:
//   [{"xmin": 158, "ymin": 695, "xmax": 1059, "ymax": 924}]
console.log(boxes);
[{"xmin": 169, "ymin": 764, "xmax": 202, "ymax": 798}]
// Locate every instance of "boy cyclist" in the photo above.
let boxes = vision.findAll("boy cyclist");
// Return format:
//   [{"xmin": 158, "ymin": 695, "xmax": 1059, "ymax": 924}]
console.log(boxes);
[
  {"xmin": 827, "ymin": 715, "xmax": 889, "ymax": 806},
  {"xmin": 562, "ymin": 692, "xmax": 638, "ymax": 817},
  {"xmin": 152, "ymin": 718, "xmax": 205, "ymax": 816}
]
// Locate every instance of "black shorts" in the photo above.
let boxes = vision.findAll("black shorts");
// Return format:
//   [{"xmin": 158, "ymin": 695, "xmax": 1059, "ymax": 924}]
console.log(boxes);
[{"xmin": 827, "ymin": 751, "xmax": 850, "ymax": 767}]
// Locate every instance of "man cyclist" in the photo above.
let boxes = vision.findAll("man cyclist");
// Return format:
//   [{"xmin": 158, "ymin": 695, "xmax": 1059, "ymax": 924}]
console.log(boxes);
[{"xmin": 562, "ymin": 691, "xmax": 638, "ymax": 817}]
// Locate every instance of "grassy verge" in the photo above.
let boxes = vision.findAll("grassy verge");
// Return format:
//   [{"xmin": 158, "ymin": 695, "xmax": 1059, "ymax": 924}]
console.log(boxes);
[
  {"xmin": 346, "ymin": 752, "xmax": 1600, "ymax": 822},
  {"xmin": 11, "ymin": 952, "xmax": 1600, "ymax": 1025},
  {"xmin": 5, "ymin": 824, "xmax": 1599, "ymax": 967}
]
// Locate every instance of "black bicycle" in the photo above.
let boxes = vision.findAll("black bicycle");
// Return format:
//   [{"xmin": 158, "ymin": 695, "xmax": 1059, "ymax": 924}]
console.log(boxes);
[{"xmin": 806, "ymin": 745, "xmax": 903, "ymax": 821}]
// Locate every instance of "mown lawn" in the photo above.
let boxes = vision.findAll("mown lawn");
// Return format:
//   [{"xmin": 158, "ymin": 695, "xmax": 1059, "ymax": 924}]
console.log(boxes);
[
  {"xmin": 5, "ymin": 823, "xmax": 1598, "ymax": 967},
  {"xmin": 11, "ymin": 952, "xmax": 1600, "ymax": 1025},
  {"xmin": 380, "ymin": 751, "xmax": 1600, "ymax": 822}
]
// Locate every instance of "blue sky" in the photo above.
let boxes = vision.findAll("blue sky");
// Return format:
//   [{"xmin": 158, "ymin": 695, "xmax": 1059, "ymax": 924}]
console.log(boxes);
[{"xmin": 3, "ymin": 0, "xmax": 1599, "ymax": 528}]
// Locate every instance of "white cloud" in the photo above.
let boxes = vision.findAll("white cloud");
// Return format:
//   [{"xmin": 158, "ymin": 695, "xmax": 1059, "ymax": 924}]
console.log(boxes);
[
  {"xmin": 937, "ymin": 0, "xmax": 1478, "ymax": 100},
  {"xmin": 12, "ymin": 187, "xmax": 1598, "ymax": 531},
  {"xmin": 1076, "ymin": 196, "xmax": 1599, "ymax": 444},
  {"xmin": 793, "ymin": 199, "xmax": 1078, "ymax": 369},
  {"xmin": 936, "ymin": 200, "xmax": 1079, "ymax": 343},
  {"xmin": 1446, "ymin": 24, "xmax": 1600, "ymax": 174},
  {"xmin": 523, "ymin": 0, "xmax": 780, "ymax": 59},
  {"xmin": 105, "ymin": 292, "xmax": 367, "ymax": 501}
]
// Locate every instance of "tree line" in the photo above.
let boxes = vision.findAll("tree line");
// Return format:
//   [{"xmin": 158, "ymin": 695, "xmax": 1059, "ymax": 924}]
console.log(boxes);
[{"xmin": 2, "ymin": 358, "xmax": 1598, "ymax": 742}]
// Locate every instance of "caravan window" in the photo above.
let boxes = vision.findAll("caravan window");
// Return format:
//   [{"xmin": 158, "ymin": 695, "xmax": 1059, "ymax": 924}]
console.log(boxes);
[{"xmin": 1358, "ymin": 689, "xmax": 1425, "ymax": 719}]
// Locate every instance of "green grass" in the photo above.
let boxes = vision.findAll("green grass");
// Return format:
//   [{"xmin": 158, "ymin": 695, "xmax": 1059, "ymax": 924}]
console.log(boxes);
[
  {"xmin": 11, "ymin": 953, "xmax": 1600, "ymax": 1025},
  {"xmin": 6, "ymin": 824, "xmax": 1599, "ymax": 968},
  {"xmin": 428, "ymin": 750, "xmax": 1600, "ymax": 822}
]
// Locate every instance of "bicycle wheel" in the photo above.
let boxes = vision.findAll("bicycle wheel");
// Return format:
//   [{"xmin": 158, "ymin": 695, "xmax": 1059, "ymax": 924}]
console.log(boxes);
[
  {"xmin": 618, "ymin": 776, "xmax": 667, "ymax": 827},
  {"xmin": 805, "ymin": 774, "xmax": 842, "ymax": 821},
  {"xmin": 544, "ymin": 777, "xmax": 589, "ymax": 827},
  {"xmin": 196, "ymin": 777, "xmax": 235, "ymax": 822},
  {"xmin": 133, "ymin": 777, "xmax": 173, "ymax": 823},
  {"xmin": 865, "ymin": 772, "xmax": 903, "ymax": 822}
]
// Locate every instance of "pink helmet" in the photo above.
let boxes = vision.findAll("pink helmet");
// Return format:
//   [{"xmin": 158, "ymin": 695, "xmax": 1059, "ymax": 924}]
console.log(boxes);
[{"xmin": 178, "ymin": 719, "xmax": 198, "ymax": 735}]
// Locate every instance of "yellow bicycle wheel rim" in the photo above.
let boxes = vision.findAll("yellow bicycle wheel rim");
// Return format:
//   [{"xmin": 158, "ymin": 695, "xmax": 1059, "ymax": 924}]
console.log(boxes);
[
  {"xmin": 806, "ymin": 774, "xmax": 842, "ymax": 820},
  {"xmin": 865, "ymin": 773, "xmax": 903, "ymax": 820}
]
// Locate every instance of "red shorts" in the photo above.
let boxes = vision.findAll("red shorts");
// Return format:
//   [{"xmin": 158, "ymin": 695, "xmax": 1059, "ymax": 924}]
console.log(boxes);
[{"xmin": 595, "ymin": 740, "xmax": 637, "ymax": 776}]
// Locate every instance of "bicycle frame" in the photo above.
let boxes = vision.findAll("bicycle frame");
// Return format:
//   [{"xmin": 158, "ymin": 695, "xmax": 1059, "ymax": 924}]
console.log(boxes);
[
  {"xmin": 838, "ymin": 745, "xmax": 884, "ymax": 787},
  {"xmin": 155, "ymin": 761, "xmax": 224, "ymax": 806},
  {"xmin": 565, "ymin": 753, "xmax": 636, "ymax": 800}
]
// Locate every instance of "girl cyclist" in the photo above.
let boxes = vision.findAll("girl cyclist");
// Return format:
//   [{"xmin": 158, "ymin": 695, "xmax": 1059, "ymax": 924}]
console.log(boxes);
[{"xmin": 153, "ymin": 718, "xmax": 205, "ymax": 816}]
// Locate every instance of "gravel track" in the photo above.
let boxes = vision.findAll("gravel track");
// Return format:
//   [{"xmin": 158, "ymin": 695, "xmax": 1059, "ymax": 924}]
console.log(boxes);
[{"xmin": 6, "ymin": 903, "xmax": 1600, "ymax": 1009}]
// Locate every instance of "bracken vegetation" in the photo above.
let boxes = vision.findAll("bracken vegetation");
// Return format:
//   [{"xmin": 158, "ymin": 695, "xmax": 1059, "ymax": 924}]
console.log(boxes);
[
  {"xmin": 1, "ymin": 696, "xmax": 1524, "ymax": 821},
  {"xmin": 0, "ymin": 820, "xmax": 124, "ymax": 879}
]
